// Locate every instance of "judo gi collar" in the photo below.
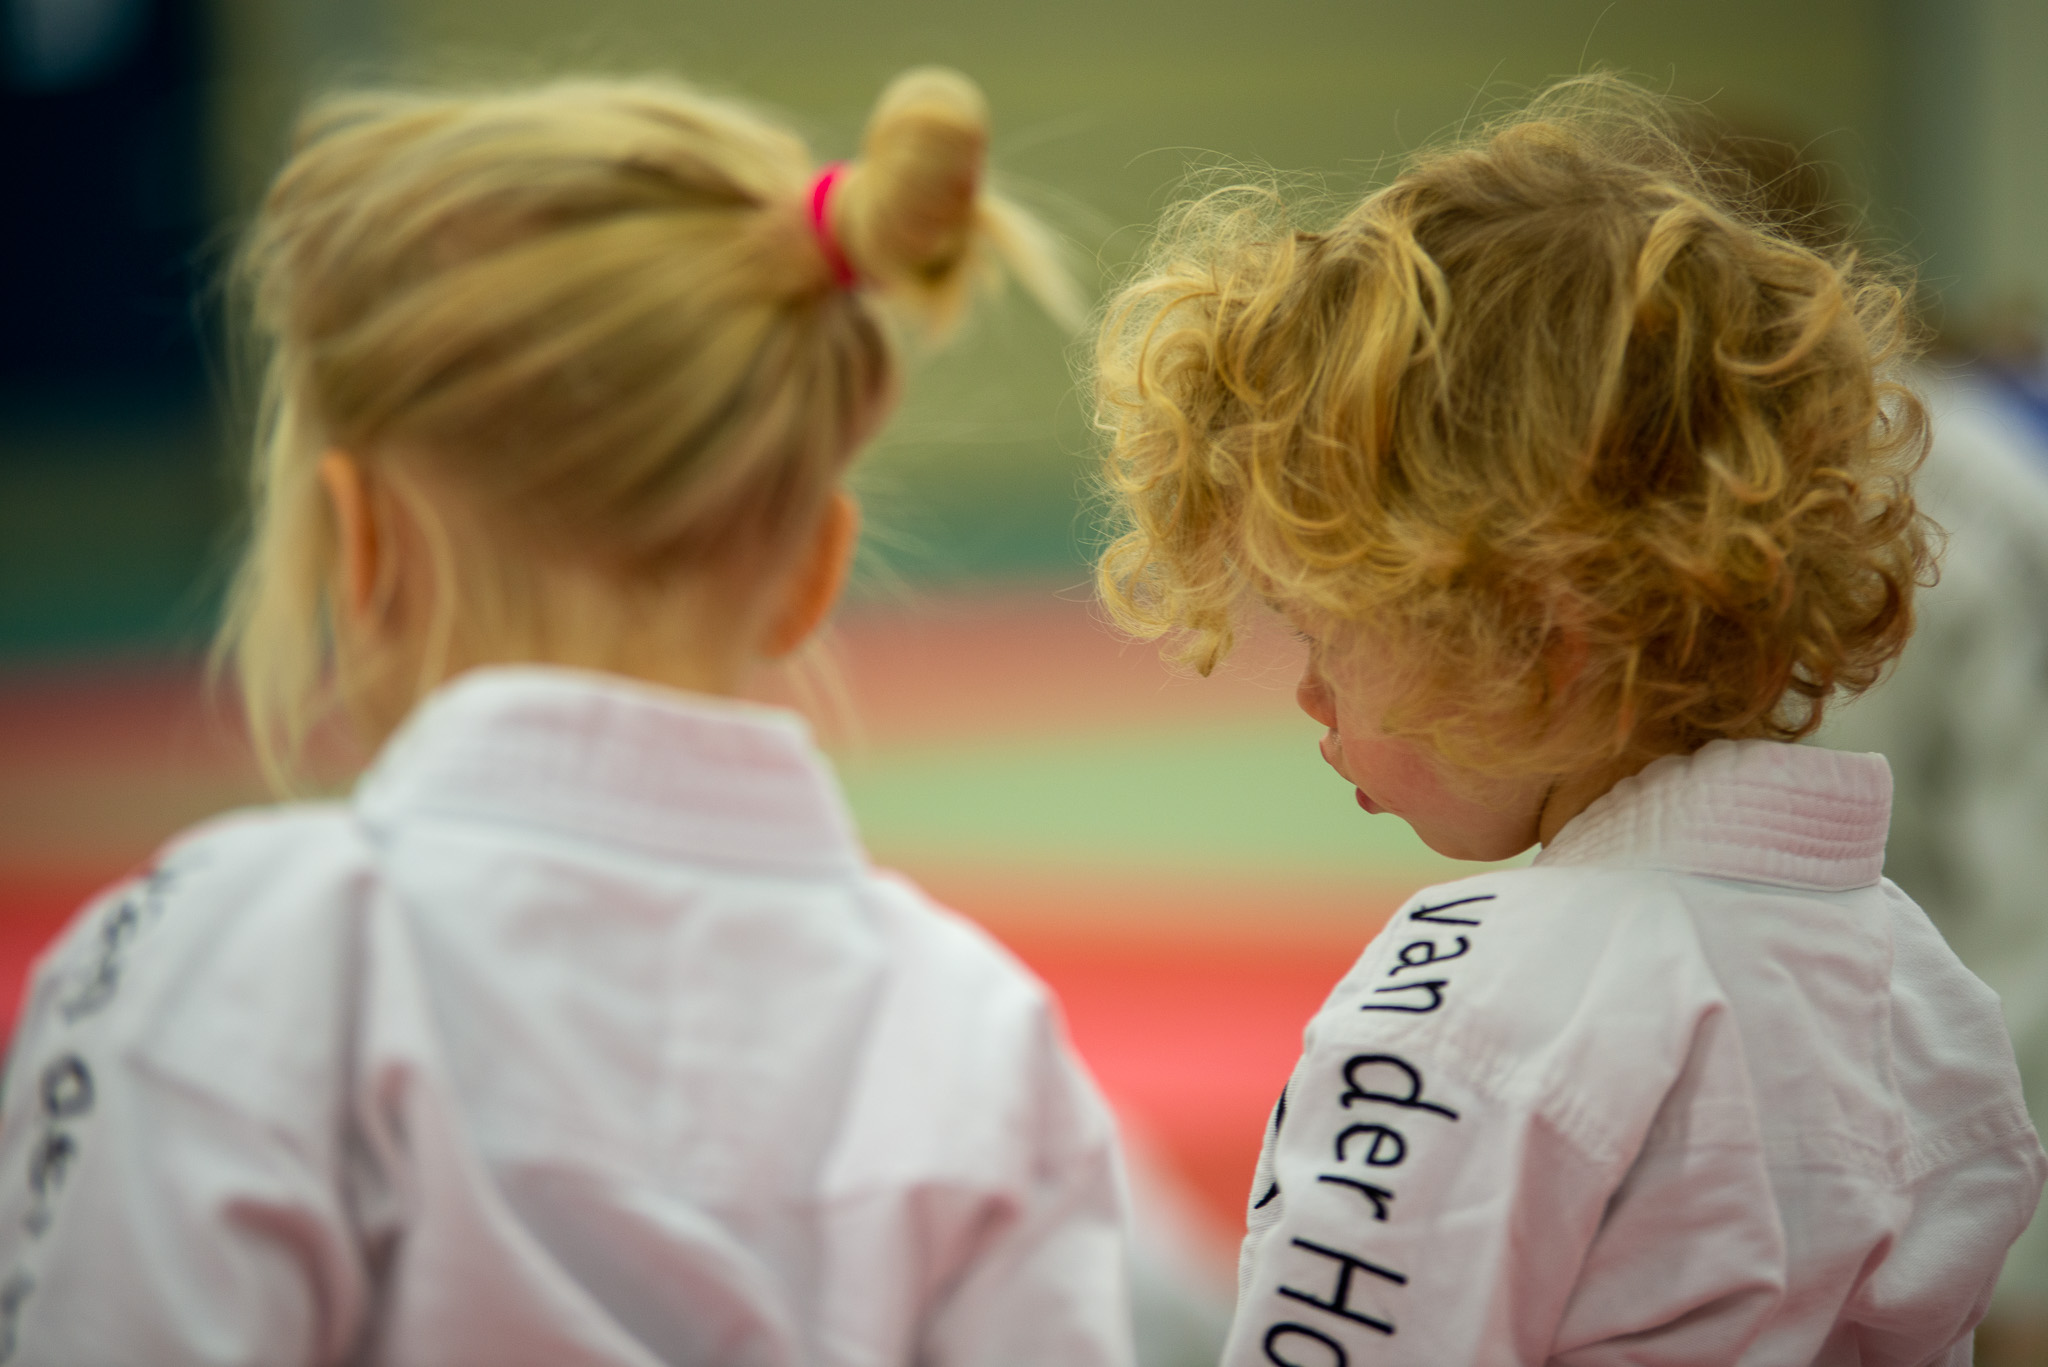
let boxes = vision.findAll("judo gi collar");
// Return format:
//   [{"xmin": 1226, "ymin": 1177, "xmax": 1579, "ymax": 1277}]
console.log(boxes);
[
  {"xmin": 1534, "ymin": 738, "xmax": 1892, "ymax": 892},
  {"xmin": 353, "ymin": 665, "xmax": 868, "ymax": 878}
]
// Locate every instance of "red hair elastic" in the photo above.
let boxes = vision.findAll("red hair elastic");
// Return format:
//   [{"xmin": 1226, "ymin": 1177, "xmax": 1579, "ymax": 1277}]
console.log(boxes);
[{"xmin": 807, "ymin": 163, "xmax": 858, "ymax": 289}]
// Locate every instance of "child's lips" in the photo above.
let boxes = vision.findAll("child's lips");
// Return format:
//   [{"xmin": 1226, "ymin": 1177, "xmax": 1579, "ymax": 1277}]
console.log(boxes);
[{"xmin": 1320, "ymin": 732, "xmax": 1383, "ymax": 814}]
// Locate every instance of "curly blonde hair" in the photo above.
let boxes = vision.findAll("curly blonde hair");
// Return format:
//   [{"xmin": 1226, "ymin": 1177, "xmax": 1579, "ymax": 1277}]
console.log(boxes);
[
  {"xmin": 1094, "ymin": 76, "xmax": 1931, "ymax": 776},
  {"xmin": 219, "ymin": 67, "xmax": 1076, "ymax": 786}
]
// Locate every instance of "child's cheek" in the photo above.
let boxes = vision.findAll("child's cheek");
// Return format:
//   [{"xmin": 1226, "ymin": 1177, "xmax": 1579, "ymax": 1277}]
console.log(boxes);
[{"xmin": 1337, "ymin": 731, "xmax": 1440, "ymax": 815}]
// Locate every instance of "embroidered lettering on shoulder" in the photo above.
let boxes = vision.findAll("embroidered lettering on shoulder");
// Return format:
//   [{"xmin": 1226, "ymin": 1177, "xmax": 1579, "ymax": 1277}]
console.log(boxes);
[
  {"xmin": 0, "ymin": 856, "xmax": 190, "ymax": 1358},
  {"xmin": 1260, "ymin": 1238, "xmax": 1408, "ymax": 1362},
  {"xmin": 1252, "ymin": 1085, "xmax": 1291, "ymax": 1212},
  {"xmin": 1405, "ymin": 893, "xmax": 1491, "ymax": 926},
  {"xmin": 0, "ymin": 1272, "xmax": 31, "ymax": 1364},
  {"xmin": 1257, "ymin": 1049, "xmax": 1461, "ymax": 1348},
  {"xmin": 58, "ymin": 863, "xmax": 180, "ymax": 1024},
  {"xmin": 22, "ymin": 1056, "xmax": 93, "ymax": 1238},
  {"xmin": 1255, "ymin": 897, "xmax": 1495, "ymax": 1353},
  {"xmin": 1359, "ymin": 894, "xmax": 1493, "ymax": 1015}
]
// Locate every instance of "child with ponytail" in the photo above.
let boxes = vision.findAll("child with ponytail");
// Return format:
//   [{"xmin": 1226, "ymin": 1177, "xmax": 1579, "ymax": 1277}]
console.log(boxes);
[
  {"xmin": 1095, "ymin": 76, "xmax": 2044, "ymax": 1363},
  {"xmin": 0, "ymin": 69, "xmax": 1129, "ymax": 1366}
]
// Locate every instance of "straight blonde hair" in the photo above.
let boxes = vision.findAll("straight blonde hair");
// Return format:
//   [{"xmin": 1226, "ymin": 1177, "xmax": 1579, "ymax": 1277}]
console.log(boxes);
[{"xmin": 219, "ymin": 68, "xmax": 1077, "ymax": 787}]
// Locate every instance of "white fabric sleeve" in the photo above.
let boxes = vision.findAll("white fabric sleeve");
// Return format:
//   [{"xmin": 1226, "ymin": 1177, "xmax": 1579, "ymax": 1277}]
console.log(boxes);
[
  {"xmin": 920, "ymin": 1018, "xmax": 1136, "ymax": 1367},
  {"xmin": 918, "ymin": 1141, "xmax": 1134, "ymax": 1367},
  {"xmin": 1816, "ymin": 385, "xmax": 2048, "ymax": 1311},
  {"xmin": 0, "ymin": 883, "xmax": 367, "ymax": 1367},
  {"xmin": 1220, "ymin": 881, "xmax": 1788, "ymax": 1365}
]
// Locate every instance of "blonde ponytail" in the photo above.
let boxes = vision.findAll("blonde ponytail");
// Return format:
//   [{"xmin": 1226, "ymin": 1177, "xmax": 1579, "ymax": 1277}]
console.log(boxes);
[
  {"xmin": 834, "ymin": 67, "xmax": 1084, "ymax": 334},
  {"xmin": 218, "ymin": 66, "xmax": 1077, "ymax": 787}
]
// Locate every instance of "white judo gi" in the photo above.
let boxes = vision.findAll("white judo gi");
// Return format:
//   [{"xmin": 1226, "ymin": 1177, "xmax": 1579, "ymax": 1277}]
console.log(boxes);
[
  {"xmin": 1818, "ymin": 364, "xmax": 2048, "ymax": 1318},
  {"xmin": 0, "ymin": 667, "xmax": 1136, "ymax": 1367},
  {"xmin": 1224, "ymin": 739, "xmax": 2045, "ymax": 1366}
]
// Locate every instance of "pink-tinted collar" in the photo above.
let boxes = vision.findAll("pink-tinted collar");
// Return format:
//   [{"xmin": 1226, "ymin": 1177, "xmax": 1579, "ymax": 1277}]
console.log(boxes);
[
  {"xmin": 354, "ymin": 665, "xmax": 866, "ymax": 877},
  {"xmin": 1535, "ymin": 739, "xmax": 1892, "ymax": 891}
]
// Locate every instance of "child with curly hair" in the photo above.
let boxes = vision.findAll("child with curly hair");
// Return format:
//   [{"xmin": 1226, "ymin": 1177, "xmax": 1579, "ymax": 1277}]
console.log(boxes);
[
  {"xmin": 1095, "ymin": 77, "xmax": 2044, "ymax": 1365},
  {"xmin": 0, "ymin": 69, "xmax": 1131, "ymax": 1366}
]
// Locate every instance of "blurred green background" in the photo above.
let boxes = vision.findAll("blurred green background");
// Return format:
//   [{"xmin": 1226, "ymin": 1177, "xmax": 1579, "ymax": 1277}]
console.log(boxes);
[{"xmin": 8, "ymin": 0, "xmax": 2045, "ymax": 656}]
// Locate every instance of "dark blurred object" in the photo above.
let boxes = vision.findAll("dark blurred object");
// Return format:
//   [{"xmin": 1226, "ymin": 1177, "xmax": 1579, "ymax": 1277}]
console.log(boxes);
[
  {"xmin": 0, "ymin": 0, "xmax": 223, "ymax": 658},
  {"xmin": 1, "ymin": 0, "xmax": 210, "ymax": 425}
]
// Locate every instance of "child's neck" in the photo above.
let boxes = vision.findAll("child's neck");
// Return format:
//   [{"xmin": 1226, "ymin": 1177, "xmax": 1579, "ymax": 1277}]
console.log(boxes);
[
  {"xmin": 344, "ymin": 573, "xmax": 769, "ymax": 755},
  {"xmin": 524, "ymin": 565, "xmax": 766, "ymax": 696},
  {"xmin": 1536, "ymin": 748, "xmax": 1673, "ymax": 847}
]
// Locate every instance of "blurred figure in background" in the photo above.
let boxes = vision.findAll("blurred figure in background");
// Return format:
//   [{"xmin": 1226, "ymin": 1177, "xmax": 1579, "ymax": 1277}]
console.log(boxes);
[
  {"xmin": 1698, "ymin": 109, "xmax": 2048, "ymax": 1364},
  {"xmin": 1667, "ymin": 115, "xmax": 2048, "ymax": 1356},
  {"xmin": 1820, "ymin": 336, "xmax": 2048, "ymax": 1363}
]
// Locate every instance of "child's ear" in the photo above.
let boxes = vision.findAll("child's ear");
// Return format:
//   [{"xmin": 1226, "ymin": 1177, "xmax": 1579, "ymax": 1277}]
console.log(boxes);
[
  {"xmin": 318, "ymin": 451, "xmax": 384, "ymax": 625},
  {"xmin": 763, "ymin": 490, "xmax": 861, "ymax": 659},
  {"xmin": 1543, "ymin": 612, "xmax": 1591, "ymax": 703}
]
